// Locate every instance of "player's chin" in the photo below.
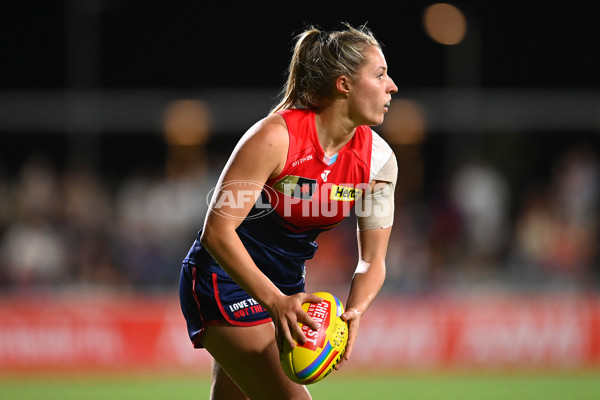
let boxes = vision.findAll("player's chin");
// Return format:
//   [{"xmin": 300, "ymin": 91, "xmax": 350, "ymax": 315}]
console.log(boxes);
[
  {"xmin": 368, "ymin": 115, "xmax": 386, "ymax": 126},
  {"xmin": 363, "ymin": 114, "xmax": 385, "ymax": 127}
]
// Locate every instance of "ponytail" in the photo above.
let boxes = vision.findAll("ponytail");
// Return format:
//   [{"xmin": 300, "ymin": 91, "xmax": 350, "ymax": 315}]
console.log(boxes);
[
  {"xmin": 271, "ymin": 23, "xmax": 380, "ymax": 114},
  {"xmin": 271, "ymin": 28, "xmax": 321, "ymax": 113}
]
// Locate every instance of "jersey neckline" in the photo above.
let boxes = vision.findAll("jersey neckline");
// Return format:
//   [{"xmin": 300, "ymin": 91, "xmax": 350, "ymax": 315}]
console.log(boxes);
[{"xmin": 309, "ymin": 111, "xmax": 354, "ymax": 167}]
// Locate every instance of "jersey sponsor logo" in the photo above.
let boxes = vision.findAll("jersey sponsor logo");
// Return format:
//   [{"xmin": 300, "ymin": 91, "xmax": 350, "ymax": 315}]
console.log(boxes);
[
  {"xmin": 329, "ymin": 184, "xmax": 362, "ymax": 201},
  {"xmin": 279, "ymin": 182, "xmax": 366, "ymax": 218},
  {"xmin": 272, "ymin": 175, "xmax": 317, "ymax": 200}
]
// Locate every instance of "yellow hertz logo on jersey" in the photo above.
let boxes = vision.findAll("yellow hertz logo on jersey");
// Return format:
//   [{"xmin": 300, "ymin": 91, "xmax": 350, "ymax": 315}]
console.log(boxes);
[{"xmin": 330, "ymin": 185, "xmax": 362, "ymax": 201}]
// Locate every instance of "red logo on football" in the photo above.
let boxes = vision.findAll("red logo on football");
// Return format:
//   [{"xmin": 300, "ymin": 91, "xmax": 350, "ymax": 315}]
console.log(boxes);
[{"xmin": 300, "ymin": 300, "xmax": 331, "ymax": 351}]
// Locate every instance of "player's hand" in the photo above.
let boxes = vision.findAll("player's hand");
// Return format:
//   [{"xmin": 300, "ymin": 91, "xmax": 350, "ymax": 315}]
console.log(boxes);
[
  {"xmin": 269, "ymin": 292, "xmax": 323, "ymax": 353},
  {"xmin": 335, "ymin": 307, "xmax": 361, "ymax": 370}
]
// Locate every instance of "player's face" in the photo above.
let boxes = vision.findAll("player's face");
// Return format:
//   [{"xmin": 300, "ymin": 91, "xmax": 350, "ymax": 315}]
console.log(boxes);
[{"xmin": 349, "ymin": 47, "xmax": 398, "ymax": 126}]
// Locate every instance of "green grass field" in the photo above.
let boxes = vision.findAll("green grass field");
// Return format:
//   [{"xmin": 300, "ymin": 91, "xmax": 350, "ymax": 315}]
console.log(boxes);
[{"xmin": 2, "ymin": 370, "xmax": 600, "ymax": 400}]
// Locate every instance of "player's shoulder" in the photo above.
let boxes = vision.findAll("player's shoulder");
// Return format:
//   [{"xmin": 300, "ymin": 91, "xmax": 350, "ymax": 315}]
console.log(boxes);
[
  {"xmin": 240, "ymin": 112, "xmax": 289, "ymax": 152},
  {"xmin": 261, "ymin": 112, "xmax": 289, "ymax": 135},
  {"xmin": 370, "ymin": 128, "xmax": 393, "ymax": 155},
  {"xmin": 369, "ymin": 129, "xmax": 395, "ymax": 182},
  {"xmin": 227, "ymin": 113, "xmax": 290, "ymax": 179}
]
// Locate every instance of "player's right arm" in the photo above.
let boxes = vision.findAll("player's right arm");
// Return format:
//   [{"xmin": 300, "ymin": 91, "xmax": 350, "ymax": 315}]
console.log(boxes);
[{"xmin": 199, "ymin": 113, "xmax": 321, "ymax": 349}]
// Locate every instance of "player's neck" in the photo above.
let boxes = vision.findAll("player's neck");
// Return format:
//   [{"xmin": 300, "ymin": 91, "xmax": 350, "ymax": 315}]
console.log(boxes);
[{"xmin": 315, "ymin": 108, "xmax": 356, "ymax": 157}]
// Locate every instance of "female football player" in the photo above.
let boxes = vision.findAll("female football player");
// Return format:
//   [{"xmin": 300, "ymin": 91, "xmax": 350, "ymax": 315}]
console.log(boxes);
[{"xmin": 179, "ymin": 23, "xmax": 398, "ymax": 399}]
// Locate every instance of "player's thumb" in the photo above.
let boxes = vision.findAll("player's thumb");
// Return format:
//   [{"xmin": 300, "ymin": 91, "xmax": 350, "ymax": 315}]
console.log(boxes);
[{"xmin": 341, "ymin": 307, "xmax": 361, "ymax": 322}]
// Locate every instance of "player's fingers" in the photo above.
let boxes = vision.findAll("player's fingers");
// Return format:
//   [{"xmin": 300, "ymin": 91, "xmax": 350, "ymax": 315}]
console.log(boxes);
[
  {"xmin": 281, "ymin": 322, "xmax": 297, "ymax": 350},
  {"xmin": 274, "ymin": 322, "xmax": 284, "ymax": 352},
  {"xmin": 291, "ymin": 313, "xmax": 310, "ymax": 345},
  {"xmin": 274, "ymin": 312, "xmax": 298, "ymax": 351},
  {"xmin": 302, "ymin": 293, "xmax": 323, "ymax": 305},
  {"xmin": 343, "ymin": 331, "xmax": 356, "ymax": 362},
  {"xmin": 292, "ymin": 293, "xmax": 321, "ymax": 332},
  {"xmin": 297, "ymin": 308, "xmax": 320, "ymax": 332},
  {"xmin": 335, "ymin": 355, "xmax": 346, "ymax": 370},
  {"xmin": 341, "ymin": 308, "xmax": 361, "ymax": 362}
]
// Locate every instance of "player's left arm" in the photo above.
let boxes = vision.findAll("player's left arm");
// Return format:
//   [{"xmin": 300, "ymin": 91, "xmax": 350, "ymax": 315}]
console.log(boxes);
[
  {"xmin": 338, "ymin": 152, "xmax": 397, "ymax": 368},
  {"xmin": 339, "ymin": 219, "xmax": 391, "ymax": 368}
]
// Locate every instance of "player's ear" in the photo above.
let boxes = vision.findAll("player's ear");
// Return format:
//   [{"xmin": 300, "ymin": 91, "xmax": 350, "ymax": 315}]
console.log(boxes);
[{"xmin": 335, "ymin": 75, "xmax": 352, "ymax": 97}]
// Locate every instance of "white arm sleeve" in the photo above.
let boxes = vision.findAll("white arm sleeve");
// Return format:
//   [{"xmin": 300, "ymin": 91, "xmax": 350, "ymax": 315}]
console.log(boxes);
[{"xmin": 356, "ymin": 131, "xmax": 398, "ymax": 231}]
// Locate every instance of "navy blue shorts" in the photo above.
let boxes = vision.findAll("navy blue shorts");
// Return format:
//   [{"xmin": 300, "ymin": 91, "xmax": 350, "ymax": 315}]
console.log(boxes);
[{"xmin": 179, "ymin": 263, "xmax": 304, "ymax": 348}]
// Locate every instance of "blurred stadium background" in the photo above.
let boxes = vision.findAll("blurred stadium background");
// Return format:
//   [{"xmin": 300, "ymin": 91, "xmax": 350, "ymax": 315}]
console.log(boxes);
[{"xmin": 1, "ymin": 1, "xmax": 599, "ymax": 398}]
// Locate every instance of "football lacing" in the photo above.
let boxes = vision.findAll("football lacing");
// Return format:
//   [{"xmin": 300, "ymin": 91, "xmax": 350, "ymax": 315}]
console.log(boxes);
[{"xmin": 331, "ymin": 320, "xmax": 347, "ymax": 348}]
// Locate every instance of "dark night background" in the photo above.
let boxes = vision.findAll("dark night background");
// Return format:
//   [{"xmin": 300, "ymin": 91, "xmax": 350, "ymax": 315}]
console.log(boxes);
[
  {"xmin": 2, "ymin": 1, "xmax": 599, "ymax": 172},
  {"xmin": 2, "ymin": 1, "xmax": 599, "ymax": 90}
]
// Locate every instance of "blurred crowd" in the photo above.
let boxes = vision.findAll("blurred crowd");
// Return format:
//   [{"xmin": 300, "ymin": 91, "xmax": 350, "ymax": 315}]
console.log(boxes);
[
  {"xmin": 0, "ymin": 151, "xmax": 220, "ymax": 293},
  {"xmin": 0, "ymin": 125, "xmax": 598, "ymax": 295},
  {"xmin": 384, "ymin": 144, "xmax": 600, "ymax": 293}
]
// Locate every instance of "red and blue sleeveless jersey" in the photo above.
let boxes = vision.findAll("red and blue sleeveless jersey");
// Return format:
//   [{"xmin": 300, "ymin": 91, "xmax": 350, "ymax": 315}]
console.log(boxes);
[
  {"xmin": 266, "ymin": 109, "xmax": 372, "ymax": 231},
  {"xmin": 184, "ymin": 109, "xmax": 373, "ymax": 290}
]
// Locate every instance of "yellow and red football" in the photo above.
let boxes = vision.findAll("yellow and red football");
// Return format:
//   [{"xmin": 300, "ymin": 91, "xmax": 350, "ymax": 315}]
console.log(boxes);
[{"xmin": 280, "ymin": 291, "xmax": 348, "ymax": 385}]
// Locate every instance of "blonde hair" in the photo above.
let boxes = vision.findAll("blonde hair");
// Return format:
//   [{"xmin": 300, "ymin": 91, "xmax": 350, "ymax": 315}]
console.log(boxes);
[{"xmin": 271, "ymin": 23, "xmax": 381, "ymax": 113}]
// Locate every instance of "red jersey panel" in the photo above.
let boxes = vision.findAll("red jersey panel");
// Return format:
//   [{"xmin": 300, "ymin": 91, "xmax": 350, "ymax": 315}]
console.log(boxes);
[{"xmin": 267, "ymin": 109, "xmax": 373, "ymax": 231}]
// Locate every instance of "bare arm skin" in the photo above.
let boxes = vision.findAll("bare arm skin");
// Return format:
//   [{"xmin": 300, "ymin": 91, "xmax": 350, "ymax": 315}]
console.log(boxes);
[{"xmin": 337, "ymin": 221, "xmax": 391, "ymax": 368}]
